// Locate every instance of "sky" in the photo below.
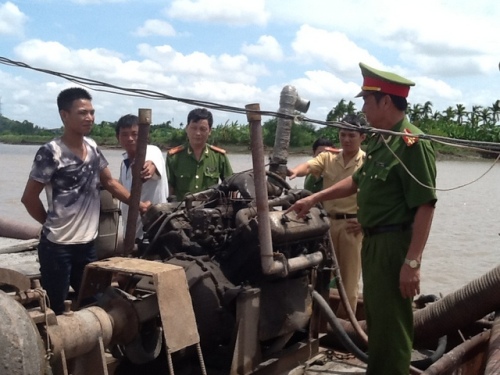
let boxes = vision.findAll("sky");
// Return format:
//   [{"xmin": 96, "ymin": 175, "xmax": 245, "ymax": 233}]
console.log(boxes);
[{"xmin": 0, "ymin": 0, "xmax": 499, "ymax": 129}]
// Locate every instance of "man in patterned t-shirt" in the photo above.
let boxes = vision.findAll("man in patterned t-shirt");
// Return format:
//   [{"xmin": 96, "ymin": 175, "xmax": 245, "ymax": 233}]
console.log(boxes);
[{"xmin": 21, "ymin": 87, "xmax": 149, "ymax": 315}]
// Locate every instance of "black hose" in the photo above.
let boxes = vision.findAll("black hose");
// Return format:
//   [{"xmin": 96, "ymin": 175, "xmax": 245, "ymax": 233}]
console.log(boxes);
[
  {"xmin": 312, "ymin": 290, "xmax": 448, "ymax": 370},
  {"xmin": 411, "ymin": 335, "xmax": 448, "ymax": 370},
  {"xmin": 311, "ymin": 290, "xmax": 369, "ymax": 362},
  {"xmin": 140, "ymin": 211, "xmax": 182, "ymax": 259}
]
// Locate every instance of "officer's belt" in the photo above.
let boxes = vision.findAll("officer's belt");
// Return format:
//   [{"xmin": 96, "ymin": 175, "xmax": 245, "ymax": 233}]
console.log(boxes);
[
  {"xmin": 362, "ymin": 222, "xmax": 413, "ymax": 237},
  {"xmin": 333, "ymin": 213, "xmax": 357, "ymax": 220}
]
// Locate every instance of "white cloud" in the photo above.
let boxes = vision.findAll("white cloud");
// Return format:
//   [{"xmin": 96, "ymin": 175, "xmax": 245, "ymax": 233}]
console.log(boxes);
[
  {"xmin": 0, "ymin": 2, "xmax": 27, "ymax": 37},
  {"xmin": 167, "ymin": 0, "xmax": 269, "ymax": 26},
  {"xmin": 291, "ymin": 25, "xmax": 376, "ymax": 76},
  {"xmin": 134, "ymin": 19, "xmax": 176, "ymax": 37},
  {"xmin": 1, "ymin": 0, "xmax": 499, "ymax": 129},
  {"xmin": 241, "ymin": 35, "xmax": 283, "ymax": 62},
  {"xmin": 137, "ymin": 43, "xmax": 268, "ymax": 85}
]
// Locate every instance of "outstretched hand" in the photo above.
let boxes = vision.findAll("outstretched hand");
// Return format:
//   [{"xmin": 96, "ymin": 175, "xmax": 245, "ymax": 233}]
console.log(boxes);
[
  {"xmin": 287, "ymin": 168, "xmax": 298, "ymax": 180},
  {"xmin": 284, "ymin": 195, "xmax": 315, "ymax": 219}
]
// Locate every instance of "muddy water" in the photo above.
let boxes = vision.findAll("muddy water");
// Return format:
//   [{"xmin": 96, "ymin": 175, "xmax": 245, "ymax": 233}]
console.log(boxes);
[{"xmin": 1, "ymin": 143, "xmax": 499, "ymax": 296}]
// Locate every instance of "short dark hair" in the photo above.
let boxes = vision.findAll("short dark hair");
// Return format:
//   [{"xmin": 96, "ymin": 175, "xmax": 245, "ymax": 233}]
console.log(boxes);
[
  {"xmin": 372, "ymin": 92, "xmax": 408, "ymax": 111},
  {"xmin": 341, "ymin": 113, "xmax": 367, "ymax": 129},
  {"xmin": 115, "ymin": 114, "xmax": 138, "ymax": 136},
  {"xmin": 312, "ymin": 138, "xmax": 334, "ymax": 153},
  {"xmin": 187, "ymin": 108, "xmax": 213, "ymax": 128},
  {"xmin": 57, "ymin": 87, "xmax": 92, "ymax": 112}
]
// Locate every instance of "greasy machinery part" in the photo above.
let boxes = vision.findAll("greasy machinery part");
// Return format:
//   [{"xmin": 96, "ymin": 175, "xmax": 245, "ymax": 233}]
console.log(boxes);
[
  {"xmin": 76, "ymin": 257, "xmax": 206, "ymax": 374},
  {"xmin": 246, "ymin": 103, "xmax": 324, "ymax": 276},
  {"xmin": 421, "ymin": 331, "xmax": 491, "ymax": 375},
  {"xmin": 269, "ymin": 85, "xmax": 310, "ymax": 179},
  {"xmin": 123, "ymin": 108, "xmax": 151, "ymax": 256},
  {"xmin": 0, "ymin": 267, "xmax": 31, "ymax": 292},
  {"xmin": 485, "ymin": 311, "xmax": 500, "ymax": 374},
  {"xmin": 0, "ymin": 290, "xmax": 46, "ymax": 375},
  {"xmin": 230, "ymin": 287, "xmax": 261, "ymax": 374},
  {"xmin": 414, "ymin": 264, "xmax": 500, "ymax": 344},
  {"xmin": 0, "ymin": 216, "xmax": 41, "ymax": 241},
  {"xmin": 47, "ymin": 306, "xmax": 113, "ymax": 375}
]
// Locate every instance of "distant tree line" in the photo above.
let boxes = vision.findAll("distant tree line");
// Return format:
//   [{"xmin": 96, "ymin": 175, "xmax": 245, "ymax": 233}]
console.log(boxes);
[{"xmin": 1, "ymin": 99, "xmax": 499, "ymax": 149}]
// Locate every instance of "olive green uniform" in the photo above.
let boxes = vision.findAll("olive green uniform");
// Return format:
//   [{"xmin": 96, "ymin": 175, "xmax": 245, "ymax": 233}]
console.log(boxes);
[
  {"xmin": 303, "ymin": 174, "xmax": 322, "ymax": 193},
  {"xmin": 167, "ymin": 143, "xmax": 233, "ymax": 200},
  {"xmin": 352, "ymin": 118, "xmax": 437, "ymax": 374}
]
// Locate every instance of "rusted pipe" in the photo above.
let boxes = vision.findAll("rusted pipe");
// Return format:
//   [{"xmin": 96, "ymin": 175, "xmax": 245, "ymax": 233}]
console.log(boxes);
[
  {"xmin": 485, "ymin": 311, "xmax": 500, "ymax": 374},
  {"xmin": 246, "ymin": 103, "xmax": 323, "ymax": 276},
  {"xmin": 269, "ymin": 85, "xmax": 310, "ymax": 180},
  {"xmin": 48, "ymin": 306, "xmax": 114, "ymax": 361},
  {"xmin": 421, "ymin": 331, "xmax": 491, "ymax": 375},
  {"xmin": 123, "ymin": 108, "xmax": 151, "ymax": 255},
  {"xmin": 247, "ymin": 103, "xmax": 283, "ymax": 276},
  {"xmin": 0, "ymin": 217, "xmax": 41, "ymax": 240},
  {"xmin": 414, "ymin": 264, "xmax": 500, "ymax": 344}
]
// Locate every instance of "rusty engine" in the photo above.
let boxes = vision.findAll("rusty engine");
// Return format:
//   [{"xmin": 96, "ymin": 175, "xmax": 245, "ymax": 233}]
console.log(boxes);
[{"xmin": 132, "ymin": 172, "xmax": 331, "ymax": 370}]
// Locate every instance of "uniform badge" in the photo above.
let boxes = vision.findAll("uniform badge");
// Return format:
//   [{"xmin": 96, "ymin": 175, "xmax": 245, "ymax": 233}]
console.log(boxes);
[{"xmin": 402, "ymin": 129, "xmax": 418, "ymax": 146}]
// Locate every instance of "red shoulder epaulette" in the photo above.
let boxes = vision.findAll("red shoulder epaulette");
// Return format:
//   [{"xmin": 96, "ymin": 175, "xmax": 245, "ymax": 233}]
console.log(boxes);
[
  {"xmin": 324, "ymin": 146, "xmax": 341, "ymax": 153},
  {"xmin": 167, "ymin": 145, "xmax": 185, "ymax": 156},
  {"xmin": 208, "ymin": 144, "xmax": 226, "ymax": 154},
  {"xmin": 402, "ymin": 128, "xmax": 418, "ymax": 147}
]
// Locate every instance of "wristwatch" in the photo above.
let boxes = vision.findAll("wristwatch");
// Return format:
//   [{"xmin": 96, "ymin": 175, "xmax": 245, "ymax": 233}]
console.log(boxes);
[{"xmin": 405, "ymin": 258, "xmax": 421, "ymax": 269}]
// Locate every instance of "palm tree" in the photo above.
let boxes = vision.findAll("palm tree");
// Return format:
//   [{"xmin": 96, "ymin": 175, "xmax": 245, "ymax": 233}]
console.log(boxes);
[
  {"xmin": 455, "ymin": 104, "xmax": 467, "ymax": 125},
  {"xmin": 479, "ymin": 108, "xmax": 492, "ymax": 126},
  {"xmin": 346, "ymin": 100, "xmax": 357, "ymax": 115},
  {"xmin": 422, "ymin": 101, "xmax": 433, "ymax": 120},
  {"xmin": 326, "ymin": 99, "xmax": 348, "ymax": 122},
  {"xmin": 468, "ymin": 105, "xmax": 482, "ymax": 127},
  {"xmin": 443, "ymin": 106, "xmax": 457, "ymax": 122},
  {"xmin": 490, "ymin": 100, "xmax": 500, "ymax": 124},
  {"xmin": 408, "ymin": 103, "xmax": 423, "ymax": 122}
]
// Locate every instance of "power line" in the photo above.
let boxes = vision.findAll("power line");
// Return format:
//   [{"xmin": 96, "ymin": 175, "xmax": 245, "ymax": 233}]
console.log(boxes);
[{"xmin": 1, "ymin": 56, "xmax": 499, "ymax": 155}]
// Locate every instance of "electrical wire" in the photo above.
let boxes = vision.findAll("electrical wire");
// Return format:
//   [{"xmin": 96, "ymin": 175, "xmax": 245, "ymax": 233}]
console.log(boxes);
[{"xmin": 1, "ymin": 55, "xmax": 499, "ymax": 191}]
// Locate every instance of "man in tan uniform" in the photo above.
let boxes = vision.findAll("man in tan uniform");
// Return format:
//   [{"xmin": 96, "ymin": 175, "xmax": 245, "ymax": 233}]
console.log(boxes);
[{"xmin": 288, "ymin": 114, "xmax": 366, "ymax": 318}]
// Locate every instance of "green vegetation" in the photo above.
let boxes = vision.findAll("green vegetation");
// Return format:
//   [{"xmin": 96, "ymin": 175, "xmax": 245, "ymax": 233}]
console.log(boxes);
[{"xmin": 1, "ymin": 99, "xmax": 499, "ymax": 156}]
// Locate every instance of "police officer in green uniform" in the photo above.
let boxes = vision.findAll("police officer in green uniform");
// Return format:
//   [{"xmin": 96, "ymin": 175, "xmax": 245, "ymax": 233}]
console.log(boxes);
[
  {"xmin": 167, "ymin": 108, "xmax": 233, "ymax": 200},
  {"xmin": 287, "ymin": 63, "xmax": 437, "ymax": 375}
]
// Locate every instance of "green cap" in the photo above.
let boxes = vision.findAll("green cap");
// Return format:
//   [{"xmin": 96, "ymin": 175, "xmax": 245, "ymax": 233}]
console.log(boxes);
[{"xmin": 356, "ymin": 62, "xmax": 415, "ymax": 98}]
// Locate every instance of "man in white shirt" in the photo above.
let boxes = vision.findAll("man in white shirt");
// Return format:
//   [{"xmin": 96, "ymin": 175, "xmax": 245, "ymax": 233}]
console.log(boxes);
[
  {"xmin": 22, "ymin": 88, "xmax": 149, "ymax": 314},
  {"xmin": 116, "ymin": 114, "xmax": 168, "ymax": 240}
]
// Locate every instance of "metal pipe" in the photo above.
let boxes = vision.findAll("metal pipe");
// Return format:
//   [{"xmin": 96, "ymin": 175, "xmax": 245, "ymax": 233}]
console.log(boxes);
[
  {"xmin": 0, "ymin": 217, "xmax": 41, "ymax": 240},
  {"xmin": 246, "ymin": 103, "xmax": 283, "ymax": 276},
  {"xmin": 48, "ymin": 306, "xmax": 114, "ymax": 361},
  {"xmin": 269, "ymin": 85, "xmax": 310, "ymax": 180},
  {"xmin": 123, "ymin": 108, "xmax": 151, "ymax": 255},
  {"xmin": 421, "ymin": 331, "xmax": 491, "ymax": 375},
  {"xmin": 246, "ymin": 103, "xmax": 323, "ymax": 276}
]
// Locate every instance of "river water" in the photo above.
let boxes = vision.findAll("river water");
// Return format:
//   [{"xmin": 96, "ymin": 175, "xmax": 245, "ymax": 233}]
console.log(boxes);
[{"xmin": 1, "ymin": 143, "xmax": 499, "ymax": 296}]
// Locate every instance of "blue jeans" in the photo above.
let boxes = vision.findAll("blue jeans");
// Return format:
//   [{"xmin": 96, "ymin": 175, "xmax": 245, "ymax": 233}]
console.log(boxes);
[{"xmin": 38, "ymin": 234, "xmax": 97, "ymax": 315}]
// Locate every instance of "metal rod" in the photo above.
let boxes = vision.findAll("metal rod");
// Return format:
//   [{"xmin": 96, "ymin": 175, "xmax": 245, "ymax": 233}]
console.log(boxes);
[{"xmin": 123, "ymin": 108, "xmax": 151, "ymax": 255}]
